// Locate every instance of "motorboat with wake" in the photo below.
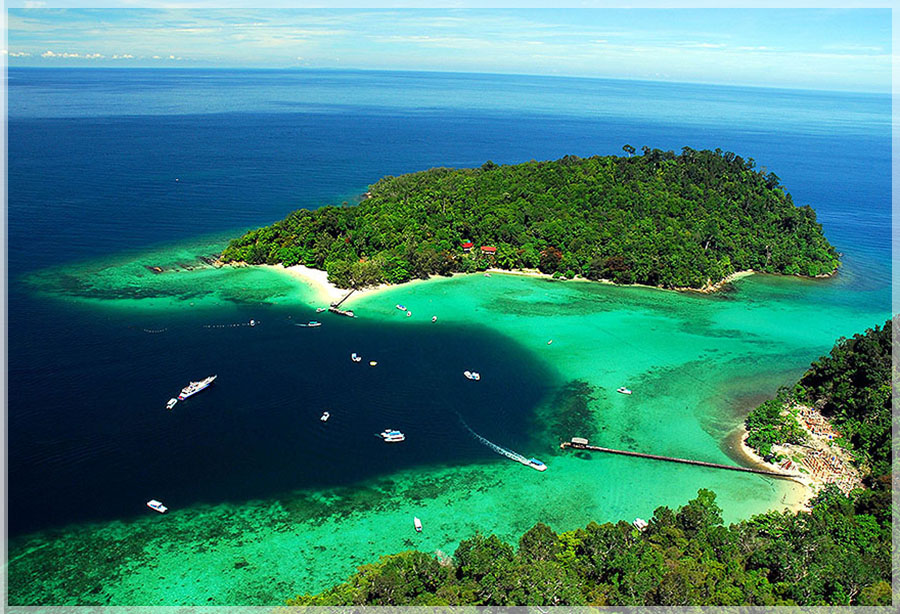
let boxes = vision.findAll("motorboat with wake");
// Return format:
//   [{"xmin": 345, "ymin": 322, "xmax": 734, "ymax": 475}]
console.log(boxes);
[
  {"xmin": 351, "ymin": 352, "xmax": 362, "ymax": 362},
  {"xmin": 463, "ymin": 370, "xmax": 481, "ymax": 381}
]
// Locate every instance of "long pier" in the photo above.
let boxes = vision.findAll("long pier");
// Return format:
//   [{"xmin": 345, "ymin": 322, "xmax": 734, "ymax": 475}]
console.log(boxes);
[
  {"xmin": 560, "ymin": 439, "xmax": 803, "ymax": 481},
  {"xmin": 331, "ymin": 289, "xmax": 356, "ymax": 308}
]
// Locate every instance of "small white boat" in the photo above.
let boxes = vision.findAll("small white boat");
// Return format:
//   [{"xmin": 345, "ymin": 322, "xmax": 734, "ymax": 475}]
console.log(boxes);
[
  {"xmin": 396, "ymin": 304, "xmax": 407, "ymax": 311},
  {"xmin": 406, "ymin": 311, "xmax": 412, "ymax": 317},
  {"xmin": 414, "ymin": 517, "xmax": 423, "ymax": 532},
  {"xmin": 369, "ymin": 360, "xmax": 378, "ymax": 366},
  {"xmin": 432, "ymin": 316, "xmax": 437, "ymax": 323},
  {"xmin": 320, "ymin": 411, "xmax": 330, "ymax": 422},
  {"xmin": 316, "ymin": 307, "xmax": 327, "ymax": 313},
  {"xmin": 378, "ymin": 429, "xmax": 405, "ymax": 443},
  {"xmin": 351, "ymin": 352, "xmax": 362, "ymax": 362},
  {"xmin": 463, "ymin": 370, "xmax": 481, "ymax": 381},
  {"xmin": 307, "ymin": 321, "xmax": 322, "ymax": 327},
  {"xmin": 617, "ymin": 387, "xmax": 632, "ymax": 395},
  {"xmin": 147, "ymin": 499, "xmax": 168, "ymax": 514},
  {"xmin": 633, "ymin": 518, "xmax": 648, "ymax": 531},
  {"xmin": 166, "ymin": 398, "xmax": 178, "ymax": 411},
  {"xmin": 249, "ymin": 319, "xmax": 257, "ymax": 327}
]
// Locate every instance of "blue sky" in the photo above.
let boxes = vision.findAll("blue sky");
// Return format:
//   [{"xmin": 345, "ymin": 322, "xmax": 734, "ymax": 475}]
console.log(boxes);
[{"xmin": 3, "ymin": 6, "xmax": 892, "ymax": 92}]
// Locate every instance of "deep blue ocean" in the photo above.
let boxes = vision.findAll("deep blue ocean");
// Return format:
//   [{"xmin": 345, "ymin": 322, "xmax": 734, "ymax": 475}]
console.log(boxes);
[{"xmin": 7, "ymin": 68, "xmax": 892, "ymax": 536}]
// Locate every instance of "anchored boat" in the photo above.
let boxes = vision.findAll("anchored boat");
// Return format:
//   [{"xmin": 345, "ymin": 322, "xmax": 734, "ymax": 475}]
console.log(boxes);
[
  {"xmin": 617, "ymin": 387, "xmax": 632, "ymax": 395},
  {"xmin": 414, "ymin": 517, "xmax": 423, "ymax": 532},
  {"xmin": 463, "ymin": 370, "xmax": 481, "ymax": 381},
  {"xmin": 378, "ymin": 429, "xmax": 405, "ymax": 443},
  {"xmin": 166, "ymin": 398, "xmax": 178, "ymax": 411},
  {"xmin": 178, "ymin": 375, "xmax": 217, "ymax": 400},
  {"xmin": 146, "ymin": 499, "xmax": 168, "ymax": 513}
]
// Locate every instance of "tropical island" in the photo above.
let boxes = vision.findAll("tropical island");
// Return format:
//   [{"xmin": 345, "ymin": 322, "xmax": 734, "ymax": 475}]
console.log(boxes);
[
  {"xmin": 221, "ymin": 147, "xmax": 840, "ymax": 291},
  {"xmin": 286, "ymin": 320, "xmax": 893, "ymax": 607}
]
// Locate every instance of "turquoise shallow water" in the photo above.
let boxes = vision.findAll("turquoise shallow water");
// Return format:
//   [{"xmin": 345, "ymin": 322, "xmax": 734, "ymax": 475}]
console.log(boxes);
[{"xmin": 7, "ymin": 240, "xmax": 889, "ymax": 604}]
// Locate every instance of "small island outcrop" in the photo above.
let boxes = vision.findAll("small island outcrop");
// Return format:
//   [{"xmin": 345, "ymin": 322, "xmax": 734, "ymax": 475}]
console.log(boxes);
[{"xmin": 221, "ymin": 147, "xmax": 840, "ymax": 290}]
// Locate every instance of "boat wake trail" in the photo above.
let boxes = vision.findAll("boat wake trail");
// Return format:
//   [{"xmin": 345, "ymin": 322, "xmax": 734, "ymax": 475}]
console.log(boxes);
[{"xmin": 456, "ymin": 414, "xmax": 530, "ymax": 464}]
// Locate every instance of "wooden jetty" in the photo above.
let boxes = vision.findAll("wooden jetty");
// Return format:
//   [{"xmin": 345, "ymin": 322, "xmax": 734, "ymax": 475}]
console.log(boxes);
[
  {"xmin": 561, "ymin": 438, "xmax": 803, "ymax": 481},
  {"xmin": 331, "ymin": 289, "xmax": 355, "ymax": 308},
  {"xmin": 328, "ymin": 289, "xmax": 357, "ymax": 317}
]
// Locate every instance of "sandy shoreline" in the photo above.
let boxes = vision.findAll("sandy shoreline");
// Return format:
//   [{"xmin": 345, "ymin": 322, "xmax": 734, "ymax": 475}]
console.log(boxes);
[
  {"xmin": 258, "ymin": 263, "xmax": 758, "ymax": 306},
  {"xmin": 729, "ymin": 426, "xmax": 812, "ymax": 513}
]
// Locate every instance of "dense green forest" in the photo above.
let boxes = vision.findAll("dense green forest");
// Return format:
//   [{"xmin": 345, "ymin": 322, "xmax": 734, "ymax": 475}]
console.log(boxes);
[
  {"xmin": 745, "ymin": 319, "xmax": 893, "ymax": 479},
  {"xmin": 287, "ymin": 323, "xmax": 893, "ymax": 606},
  {"xmin": 221, "ymin": 147, "xmax": 839, "ymax": 289}
]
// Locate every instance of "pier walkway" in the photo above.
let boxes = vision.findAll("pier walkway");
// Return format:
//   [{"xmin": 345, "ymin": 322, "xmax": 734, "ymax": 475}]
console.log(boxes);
[
  {"xmin": 561, "ymin": 439, "xmax": 804, "ymax": 481},
  {"xmin": 330, "ymin": 289, "xmax": 355, "ymax": 308}
]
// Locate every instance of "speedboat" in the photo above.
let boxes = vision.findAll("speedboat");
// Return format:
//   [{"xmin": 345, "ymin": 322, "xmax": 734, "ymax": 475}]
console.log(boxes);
[
  {"xmin": 307, "ymin": 321, "xmax": 322, "ymax": 327},
  {"xmin": 316, "ymin": 307, "xmax": 327, "ymax": 313},
  {"xmin": 147, "ymin": 499, "xmax": 168, "ymax": 514},
  {"xmin": 432, "ymin": 316, "xmax": 437, "ymax": 323},
  {"xmin": 617, "ymin": 387, "xmax": 632, "ymax": 395},
  {"xmin": 378, "ymin": 429, "xmax": 405, "ymax": 443},
  {"xmin": 414, "ymin": 517, "xmax": 423, "ymax": 532},
  {"xmin": 351, "ymin": 352, "xmax": 362, "ymax": 362},
  {"xmin": 369, "ymin": 360, "xmax": 378, "ymax": 366},
  {"xmin": 406, "ymin": 311, "xmax": 412, "ymax": 317},
  {"xmin": 249, "ymin": 319, "xmax": 257, "ymax": 327},
  {"xmin": 463, "ymin": 371, "xmax": 481, "ymax": 381},
  {"xmin": 396, "ymin": 304, "xmax": 407, "ymax": 311},
  {"xmin": 526, "ymin": 458, "xmax": 547, "ymax": 472},
  {"xmin": 320, "ymin": 411, "xmax": 330, "ymax": 422},
  {"xmin": 166, "ymin": 398, "xmax": 178, "ymax": 411},
  {"xmin": 178, "ymin": 375, "xmax": 217, "ymax": 400}
]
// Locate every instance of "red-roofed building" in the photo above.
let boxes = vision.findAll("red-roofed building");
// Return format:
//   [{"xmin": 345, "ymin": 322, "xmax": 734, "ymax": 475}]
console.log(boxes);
[
  {"xmin": 461, "ymin": 241, "xmax": 474, "ymax": 252},
  {"xmin": 480, "ymin": 246, "xmax": 497, "ymax": 254}
]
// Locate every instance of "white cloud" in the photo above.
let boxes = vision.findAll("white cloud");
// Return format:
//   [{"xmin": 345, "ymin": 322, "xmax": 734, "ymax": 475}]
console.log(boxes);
[
  {"xmin": 41, "ymin": 50, "xmax": 104, "ymax": 59},
  {"xmin": 10, "ymin": 51, "xmax": 32, "ymax": 57},
  {"xmin": 112, "ymin": 54, "xmax": 134, "ymax": 59}
]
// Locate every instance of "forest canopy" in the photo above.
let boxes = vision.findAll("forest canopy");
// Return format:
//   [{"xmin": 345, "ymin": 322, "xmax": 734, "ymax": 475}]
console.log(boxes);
[{"xmin": 221, "ymin": 147, "xmax": 839, "ymax": 289}]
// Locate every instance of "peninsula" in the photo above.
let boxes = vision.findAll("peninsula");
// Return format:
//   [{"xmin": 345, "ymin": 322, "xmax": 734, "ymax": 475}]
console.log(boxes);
[{"xmin": 221, "ymin": 147, "xmax": 839, "ymax": 291}]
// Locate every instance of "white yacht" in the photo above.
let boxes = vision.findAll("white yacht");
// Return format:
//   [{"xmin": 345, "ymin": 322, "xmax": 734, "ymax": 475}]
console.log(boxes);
[
  {"xmin": 396, "ymin": 304, "xmax": 407, "ymax": 311},
  {"xmin": 320, "ymin": 411, "xmax": 330, "ymax": 422},
  {"xmin": 463, "ymin": 370, "xmax": 481, "ymax": 381},
  {"xmin": 178, "ymin": 375, "xmax": 217, "ymax": 400},
  {"xmin": 617, "ymin": 387, "xmax": 632, "ymax": 395}
]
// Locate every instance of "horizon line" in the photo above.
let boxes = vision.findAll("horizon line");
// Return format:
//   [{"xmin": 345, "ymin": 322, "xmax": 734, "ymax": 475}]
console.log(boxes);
[{"xmin": 6, "ymin": 64, "xmax": 890, "ymax": 97}]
